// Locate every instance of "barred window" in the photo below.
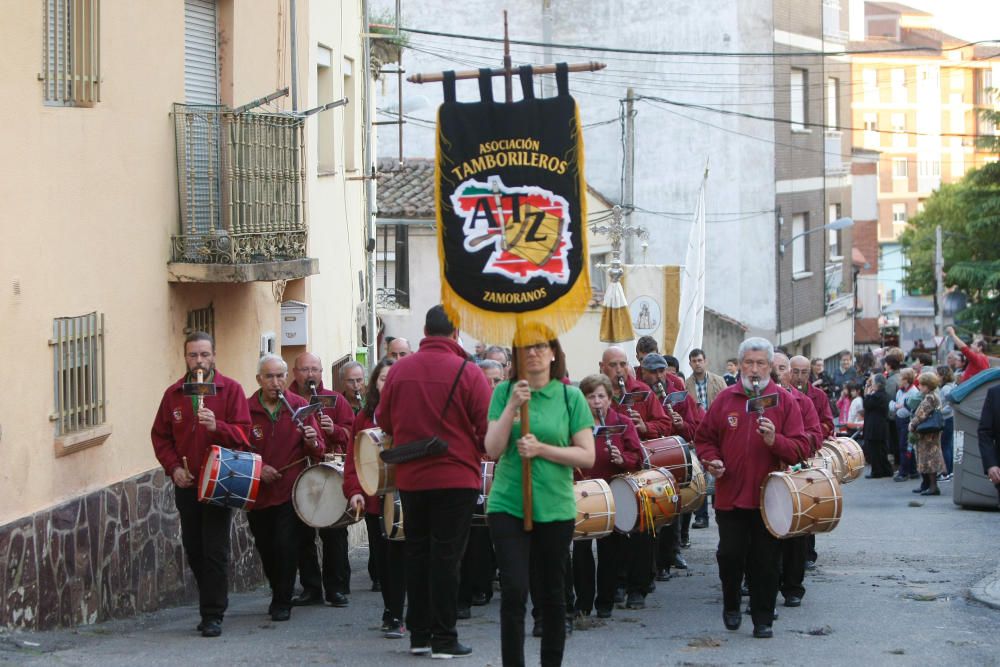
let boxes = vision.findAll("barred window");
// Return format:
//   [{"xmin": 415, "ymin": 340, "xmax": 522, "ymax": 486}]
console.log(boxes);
[
  {"xmin": 50, "ymin": 312, "xmax": 106, "ymax": 437},
  {"xmin": 186, "ymin": 303, "xmax": 215, "ymax": 338},
  {"xmin": 43, "ymin": 0, "xmax": 101, "ymax": 106}
]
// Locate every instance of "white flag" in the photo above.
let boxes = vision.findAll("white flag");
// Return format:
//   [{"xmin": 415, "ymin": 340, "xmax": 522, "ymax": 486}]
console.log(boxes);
[{"xmin": 673, "ymin": 170, "xmax": 707, "ymax": 378}]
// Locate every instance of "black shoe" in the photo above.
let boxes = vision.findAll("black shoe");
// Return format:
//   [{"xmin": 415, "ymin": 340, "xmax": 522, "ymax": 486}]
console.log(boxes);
[
  {"xmin": 753, "ymin": 624, "xmax": 774, "ymax": 638},
  {"xmin": 892, "ymin": 474, "xmax": 907, "ymax": 482},
  {"xmin": 804, "ymin": 560, "xmax": 816, "ymax": 571},
  {"xmin": 724, "ymin": 610, "xmax": 742, "ymax": 630},
  {"xmin": 920, "ymin": 488, "xmax": 941, "ymax": 496},
  {"xmin": 656, "ymin": 568, "xmax": 671, "ymax": 582},
  {"xmin": 371, "ymin": 580, "xmax": 382, "ymax": 592},
  {"xmin": 291, "ymin": 590, "xmax": 323, "ymax": 606},
  {"xmin": 613, "ymin": 586, "xmax": 626, "ymax": 605},
  {"xmin": 201, "ymin": 619, "xmax": 222, "ymax": 638},
  {"xmin": 384, "ymin": 619, "xmax": 405, "ymax": 639},
  {"xmin": 271, "ymin": 608, "xmax": 291, "ymax": 622},
  {"xmin": 783, "ymin": 595, "xmax": 802, "ymax": 607},
  {"xmin": 912, "ymin": 486, "xmax": 928, "ymax": 494},
  {"xmin": 672, "ymin": 553, "xmax": 689, "ymax": 570},
  {"xmin": 692, "ymin": 517, "xmax": 709, "ymax": 529},
  {"xmin": 532, "ymin": 621, "xmax": 543, "ymax": 637},
  {"xmin": 456, "ymin": 606, "xmax": 471, "ymax": 620},
  {"xmin": 626, "ymin": 592, "xmax": 646, "ymax": 609},
  {"xmin": 470, "ymin": 592, "xmax": 489, "ymax": 606},
  {"xmin": 327, "ymin": 592, "xmax": 349, "ymax": 607},
  {"xmin": 431, "ymin": 641, "xmax": 472, "ymax": 659},
  {"xmin": 596, "ymin": 607, "xmax": 612, "ymax": 619}
]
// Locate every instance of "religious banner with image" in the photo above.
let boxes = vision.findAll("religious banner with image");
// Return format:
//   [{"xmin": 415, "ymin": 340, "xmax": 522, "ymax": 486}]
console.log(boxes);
[{"xmin": 436, "ymin": 64, "xmax": 589, "ymax": 343}]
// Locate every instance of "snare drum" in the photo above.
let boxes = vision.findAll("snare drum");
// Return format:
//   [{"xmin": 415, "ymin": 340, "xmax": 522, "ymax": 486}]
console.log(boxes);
[
  {"xmin": 381, "ymin": 491, "xmax": 405, "ymax": 541},
  {"xmin": 471, "ymin": 461, "xmax": 496, "ymax": 527},
  {"xmin": 640, "ymin": 436, "xmax": 692, "ymax": 485},
  {"xmin": 198, "ymin": 445, "xmax": 262, "ymax": 509},
  {"xmin": 760, "ymin": 468, "xmax": 843, "ymax": 539},
  {"xmin": 678, "ymin": 456, "xmax": 707, "ymax": 514},
  {"xmin": 609, "ymin": 467, "xmax": 680, "ymax": 534},
  {"xmin": 572, "ymin": 479, "xmax": 616, "ymax": 540},
  {"xmin": 292, "ymin": 461, "xmax": 359, "ymax": 529},
  {"xmin": 355, "ymin": 428, "xmax": 395, "ymax": 496},
  {"xmin": 824, "ymin": 437, "xmax": 865, "ymax": 483}
]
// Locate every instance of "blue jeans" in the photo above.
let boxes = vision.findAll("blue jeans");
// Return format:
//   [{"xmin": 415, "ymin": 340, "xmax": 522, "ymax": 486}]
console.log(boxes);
[{"xmin": 940, "ymin": 417, "xmax": 954, "ymax": 475}]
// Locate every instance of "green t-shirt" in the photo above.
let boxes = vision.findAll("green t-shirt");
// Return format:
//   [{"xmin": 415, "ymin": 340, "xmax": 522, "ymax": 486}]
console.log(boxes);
[{"xmin": 486, "ymin": 379, "xmax": 594, "ymax": 522}]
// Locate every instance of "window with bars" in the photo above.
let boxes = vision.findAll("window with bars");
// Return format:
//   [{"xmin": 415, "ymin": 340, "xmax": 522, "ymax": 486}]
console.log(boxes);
[
  {"xmin": 50, "ymin": 312, "xmax": 106, "ymax": 436},
  {"xmin": 43, "ymin": 0, "xmax": 101, "ymax": 106},
  {"xmin": 186, "ymin": 303, "xmax": 215, "ymax": 338}
]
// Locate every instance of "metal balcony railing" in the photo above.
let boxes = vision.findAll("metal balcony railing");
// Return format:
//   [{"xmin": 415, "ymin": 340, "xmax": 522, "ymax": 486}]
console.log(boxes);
[
  {"xmin": 171, "ymin": 104, "xmax": 307, "ymax": 264},
  {"xmin": 825, "ymin": 130, "xmax": 848, "ymax": 175},
  {"xmin": 825, "ymin": 262, "xmax": 852, "ymax": 313}
]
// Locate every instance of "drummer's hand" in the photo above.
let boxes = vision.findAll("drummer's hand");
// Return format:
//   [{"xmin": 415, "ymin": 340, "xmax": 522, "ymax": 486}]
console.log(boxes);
[
  {"xmin": 172, "ymin": 467, "xmax": 195, "ymax": 488},
  {"xmin": 629, "ymin": 409, "xmax": 647, "ymax": 434},
  {"xmin": 301, "ymin": 424, "xmax": 318, "ymax": 444},
  {"xmin": 197, "ymin": 407, "xmax": 217, "ymax": 432},
  {"xmin": 608, "ymin": 444, "xmax": 624, "ymax": 466},
  {"xmin": 706, "ymin": 459, "xmax": 725, "ymax": 479},
  {"xmin": 757, "ymin": 417, "xmax": 776, "ymax": 446},
  {"xmin": 349, "ymin": 494, "xmax": 366, "ymax": 513},
  {"xmin": 261, "ymin": 465, "xmax": 281, "ymax": 484},
  {"xmin": 987, "ymin": 466, "xmax": 1000, "ymax": 485},
  {"xmin": 508, "ymin": 380, "xmax": 532, "ymax": 411},
  {"xmin": 517, "ymin": 433, "xmax": 544, "ymax": 459},
  {"xmin": 669, "ymin": 409, "xmax": 684, "ymax": 428},
  {"xmin": 319, "ymin": 413, "xmax": 336, "ymax": 435}
]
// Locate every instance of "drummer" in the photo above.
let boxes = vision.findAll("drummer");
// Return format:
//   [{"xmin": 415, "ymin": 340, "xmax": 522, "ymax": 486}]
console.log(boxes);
[
  {"xmin": 601, "ymin": 347, "xmax": 673, "ymax": 441},
  {"xmin": 344, "ymin": 357, "xmax": 407, "ymax": 638},
  {"xmin": 245, "ymin": 354, "xmax": 324, "ymax": 622},
  {"xmin": 695, "ymin": 337, "xmax": 809, "ymax": 639},
  {"xmin": 573, "ymin": 373, "xmax": 643, "ymax": 620},
  {"xmin": 150, "ymin": 331, "xmax": 251, "ymax": 638},
  {"xmin": 288, "ymin": 352, "xmax": 357, "ymax": 606}
]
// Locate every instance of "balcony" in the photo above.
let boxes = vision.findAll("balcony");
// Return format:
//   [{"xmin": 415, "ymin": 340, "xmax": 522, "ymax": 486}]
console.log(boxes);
[
  {"xmin": 825, "ymin": 262, "xmax": 853, "ymax": 313},
  {"xmin": 168, "ymin": 104, "xmax": 318, "ymax": 283},
  {"xmin": 824, "ymin": 130, "xmax": 848, "ymax": 176}
]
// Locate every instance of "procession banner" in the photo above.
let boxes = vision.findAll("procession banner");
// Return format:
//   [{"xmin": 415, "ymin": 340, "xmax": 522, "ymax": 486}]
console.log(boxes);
[{"xmin": 435, "ymin": 64, "xmax": 589, "ymax": 344}]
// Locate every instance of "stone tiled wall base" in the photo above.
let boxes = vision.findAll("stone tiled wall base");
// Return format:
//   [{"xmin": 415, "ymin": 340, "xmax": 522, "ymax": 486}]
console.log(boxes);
[{"xmin": 0, "ymin": 468, "xmax": 263, "ymax": 631}]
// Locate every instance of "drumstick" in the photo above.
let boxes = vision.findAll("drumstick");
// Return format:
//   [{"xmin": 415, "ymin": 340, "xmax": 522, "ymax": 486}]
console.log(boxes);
[
  {"xmin": 182, "ymin": 456, "xmax": 190, "ymax": 475},
  {"xmin": 354, "ymin": 505, "xmax": 361, "ymax": 522},
  {"xmin": 277, "ymin": 456, "xmax": 308, "ymax": 473}
]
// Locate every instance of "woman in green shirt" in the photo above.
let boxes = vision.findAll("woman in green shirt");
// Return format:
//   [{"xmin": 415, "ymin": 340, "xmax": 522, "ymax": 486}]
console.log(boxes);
[{"xmin": 485, "ymin": 332, "xmax": 595, "ymax": 667}]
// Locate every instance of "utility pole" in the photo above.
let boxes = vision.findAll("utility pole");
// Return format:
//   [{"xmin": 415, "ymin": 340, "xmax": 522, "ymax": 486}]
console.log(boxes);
[
  {"xmin": 623, "ymin": 87, "xmax": 636, "ymax": 263},
  {"xmin": 935, "ymin": 224, "xmax": 944, "ymax": 346},
  {"xmin": 362, "ymin": 0, "xmax": 378, "ymax": 370}
]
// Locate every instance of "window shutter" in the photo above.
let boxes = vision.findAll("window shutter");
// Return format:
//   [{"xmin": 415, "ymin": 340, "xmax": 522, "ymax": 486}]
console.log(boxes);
[{"xmin": 184, "ymin": 0, "xmax": 218, "ymax": 104}]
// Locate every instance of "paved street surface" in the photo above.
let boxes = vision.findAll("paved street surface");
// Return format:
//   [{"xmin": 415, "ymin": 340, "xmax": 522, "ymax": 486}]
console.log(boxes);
[{"xmin": 2, "ymin": 477, "xmax": 998, "ymax": 666}]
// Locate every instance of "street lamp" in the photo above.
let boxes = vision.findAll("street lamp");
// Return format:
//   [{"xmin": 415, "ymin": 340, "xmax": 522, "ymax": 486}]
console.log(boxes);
[{"xmin": 779, "ymin": 217, "xmax": 854, "ymax": 256}]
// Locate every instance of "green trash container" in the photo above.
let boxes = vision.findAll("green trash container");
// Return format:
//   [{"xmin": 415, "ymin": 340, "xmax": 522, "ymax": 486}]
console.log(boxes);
[{"xmin": 948, "ymin": 368, "xmax": 1000, "ymax": 509}]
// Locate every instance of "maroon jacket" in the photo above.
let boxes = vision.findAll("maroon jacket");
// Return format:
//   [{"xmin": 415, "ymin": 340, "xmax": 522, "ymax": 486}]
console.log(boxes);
[
  {"xmin": 612, "ymin": 376, "xmax": 674, "ymax": 440},
  {"xmin": 694, "ymin": 382, "xmax": 808, "ymax": 510},
  {"xmin": 343, "ymin": 410, "xmax": 382, "ymax": 515},
  {"xmin": 247, "ymin": 391, "xmax": 324, "ymax": 510},
  {"xmin": 376, "ymin": 336, "xmax": 492, "ymax": 491},
  {"xmin": 288, "ymin": 380, "xmax": 355, "ymax": 454},
  {"xmin": 577, "ymin": 408, "xmax": 643, "ymax": 482},
  {"xmin": 151, "ymin": 370, "xmax": 251, "ymax": 479},
  {"xmin": 804, "ymin": 384, "xmax": 835, "ymax": 439},
  {"xmin": 789, "ymin": 385, "xmax": 823, "ymax": 458}
]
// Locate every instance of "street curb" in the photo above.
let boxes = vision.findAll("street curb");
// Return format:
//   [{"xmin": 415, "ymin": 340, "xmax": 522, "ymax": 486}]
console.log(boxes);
[{"xmin": 969, "ymin": 566, "xmax": 1000, "ymax": 611}]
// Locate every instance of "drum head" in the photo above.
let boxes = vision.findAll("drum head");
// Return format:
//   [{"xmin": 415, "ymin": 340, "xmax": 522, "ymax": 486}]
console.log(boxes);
[
  {"xmin": 293, "ymin": 463, "xmax": 348, "ymax": 528},
  {"xmin": 762, "ymin": 475, "xmax": 794, "ymax": 537},
  {"xmin": 609, "ymin": 476, "xmax": 637, "ymax": 532},
  {"xmin": 198, "ymin": 445, "xmax": 222, "ymax": 501},
  {"xmin": 355, "ymin": 430, "xmax": 383, "ymax": 496}
]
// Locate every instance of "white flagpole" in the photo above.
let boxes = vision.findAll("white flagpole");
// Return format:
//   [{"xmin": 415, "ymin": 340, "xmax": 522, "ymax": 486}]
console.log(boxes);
[{"xmin": 674, "ymin": 163, "xmax": 708, "ymax": 378}]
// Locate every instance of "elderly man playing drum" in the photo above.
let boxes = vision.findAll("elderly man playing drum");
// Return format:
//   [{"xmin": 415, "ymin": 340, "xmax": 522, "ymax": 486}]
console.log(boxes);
[
  {"xmin": 150, "ymin": 331, "xmax": 251, "ymax": 638},
  {"xmin": 695, "ymin": 337, "xmax": 809, "ymax": 639},
  {"xmin": 246, "ymin": 354, "xmax": 324, "ymax": 622}
]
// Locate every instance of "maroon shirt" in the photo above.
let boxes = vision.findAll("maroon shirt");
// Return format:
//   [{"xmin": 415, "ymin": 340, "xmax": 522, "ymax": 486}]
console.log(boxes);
[
  {"xmin": 577, "ymin": 408, "xmax": 643, "ymax": 482},
  {"xmin": 694, "ymin": 382, "xmax": 808, "ymax": 510},
  {"xmin": 288, "ymin": 380, "xmax": 355, "ymax": 454},
  {"xmin": 789, "ymin": 385, "xmax": 823, "ymax": 458},
  {"xmin": 247, "ymin": 391, "xmax": 324, "ymax": 510},
  {"xmin": 343, "ymin": 409, "xmax": 382, "ymax": 515},
  {"xmin": 376, "ymin": 336, "xmax": 492, "ymax": 491},
  {"xmin": 804, "ymin": 383, "xmax": 835, "ymax": 439},
  {"xmin": 151, "ymin": 370, "xmax": 251, "ymax": 479},
  {"xmin": 612, "ymin": 376, "xmax": 674, "ymax": 440}
]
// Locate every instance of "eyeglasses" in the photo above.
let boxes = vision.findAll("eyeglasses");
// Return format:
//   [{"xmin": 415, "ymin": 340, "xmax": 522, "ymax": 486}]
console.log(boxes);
[{"xmin": 523, "ymin": 343, "xmax": 550, "ymax": 354}]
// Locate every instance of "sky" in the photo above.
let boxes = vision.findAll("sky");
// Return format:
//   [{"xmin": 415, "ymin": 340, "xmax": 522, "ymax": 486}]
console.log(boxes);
[{"xmin": 849, "ymin": 0, "xmax": 1000, "ymax": 43}]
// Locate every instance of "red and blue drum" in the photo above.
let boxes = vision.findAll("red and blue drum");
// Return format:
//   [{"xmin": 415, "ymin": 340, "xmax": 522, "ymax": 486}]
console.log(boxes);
[
  {"xmin": 198, "ymin": 445, "xmax": 263, "ymax": 510},
  {"xmin": 641, "ymin": 436, "xmax": 693, "ymax": 485}
]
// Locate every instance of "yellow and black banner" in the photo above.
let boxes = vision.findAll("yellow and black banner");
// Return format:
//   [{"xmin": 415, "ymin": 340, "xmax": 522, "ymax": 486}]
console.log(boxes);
[{"xmin": 436, "ymin": 64, "xmax": 590, "ymax": 343}]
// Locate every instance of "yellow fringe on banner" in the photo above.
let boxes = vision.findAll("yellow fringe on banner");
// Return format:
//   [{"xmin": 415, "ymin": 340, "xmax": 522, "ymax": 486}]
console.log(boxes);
[{"xmin": 436, "ymin": 104, "xmax": 591, "ymax": 345}]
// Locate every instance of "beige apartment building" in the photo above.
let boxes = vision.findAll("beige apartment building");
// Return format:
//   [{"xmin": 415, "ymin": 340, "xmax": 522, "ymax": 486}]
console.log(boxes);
[
  {"xmin": 0, "ymin": 0, "xmax": 369, "ymax": 629},
  {"xmin": 849, "ymin": 2, "xmax": 1000, "ymax": 306}
]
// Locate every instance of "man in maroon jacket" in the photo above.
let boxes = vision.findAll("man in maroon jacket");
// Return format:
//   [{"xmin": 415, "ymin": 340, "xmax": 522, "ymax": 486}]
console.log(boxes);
[
  {"xmin": 695, "ymin": 337, "xmax": 809, "ymax": 639},
  {"xmin": 376, "ymin": 305, "xmax": 492, "ymax": 659},
  {"xmin": 601, "ymin": 347, "xmax": 674, "ymax": 441},
  {"xmin": 246, "ymin": 354, "xmax": 324, "ymax": 621},
  {"xmin": 288, "ymin": 352, "xmax": 356, "ymax": 607},
  {"xmin": 150, "ymin": 332, "xmax": 251, "ymax": 638}
]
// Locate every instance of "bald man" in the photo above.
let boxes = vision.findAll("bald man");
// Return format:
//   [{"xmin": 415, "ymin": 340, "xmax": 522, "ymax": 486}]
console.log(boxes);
[
  {"xmin": 387, "ymin": 337, "xmax": 412, "ymax": 361},
  {"xmin": 789, "ymin": 356, "xmax": 834, "ymax": 439},
  {"xmin": 600, "ymin": 347, "xmax": 673, "ymax": 442}
]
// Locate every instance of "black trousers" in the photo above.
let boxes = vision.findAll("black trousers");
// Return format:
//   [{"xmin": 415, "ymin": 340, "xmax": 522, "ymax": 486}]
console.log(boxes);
[
  {"xmin": 364, "ymin": 514, "xmax": 380, "ymax": 585},
  {"xmin": 624, "ymin": 531, "xmax": 655, "ymax": 595},
  {"xmin": 867, "ymin": 439, "xmax": 894, "ymax": 477},
  {"xmin": 573, "ymin": 533, "xmax": 623, "ymax": 614},
  {"xmin": 779, "ymin": 535, "xmax": 808, "ymax": 599},
  {"xmin": 459, "ymin": 524, "xmax": 495, "ymax": 607},
  {"xmin": 296, "ymin": 521, "xmax": 351, "ymax": 598},
  {"xmin": 247, "ymin": 501, "xmax": 299, "ymax": 612},
  {"xmin": 716, "ymin": 508, "xmax": 781, "ymax": 628},
  {"xmin": 656, "ymin": 521, "xmax": 680, "ymax": 570},
  {"xmin": 175, "ymin": 487, "xmax": 232, "ymax": 621},
  {"xmin": 367, "ymin": 512, "xmax": 406, "ymax": 622},
  {"xmin": 531, "ymin": 549, "xmax": 574, "ymax": 622},
  {"xmin": 399, "ymin": 488, "xmax": 477, "ymax": 648},
  {"xmin": 490, "ymin": 512, "xmax": 574, "ymax": 667}
]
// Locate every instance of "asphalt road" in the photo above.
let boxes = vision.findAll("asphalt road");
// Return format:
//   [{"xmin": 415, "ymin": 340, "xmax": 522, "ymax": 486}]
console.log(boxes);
[{"xmin": 2, "ymin": 475, "xmax": 999, "ymax": 666}]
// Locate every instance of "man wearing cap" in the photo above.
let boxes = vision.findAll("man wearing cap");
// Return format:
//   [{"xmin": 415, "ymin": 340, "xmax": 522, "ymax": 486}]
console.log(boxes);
[{"xmin": 600, "ymin": 347, "xmax": 673, "ymax": 441}]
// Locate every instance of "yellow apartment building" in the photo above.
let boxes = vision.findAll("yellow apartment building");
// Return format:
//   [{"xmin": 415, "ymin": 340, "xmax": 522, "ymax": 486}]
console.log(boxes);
[{"xmin": 0, "ymin": 0, "xmax": 370, "ymax": 629}]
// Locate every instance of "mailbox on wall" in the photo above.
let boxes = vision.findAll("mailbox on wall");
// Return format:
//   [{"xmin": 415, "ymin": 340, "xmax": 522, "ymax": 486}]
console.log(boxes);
[{"xmin": 281, "ymin": 300, "xmax": 308, "ymax": 347}]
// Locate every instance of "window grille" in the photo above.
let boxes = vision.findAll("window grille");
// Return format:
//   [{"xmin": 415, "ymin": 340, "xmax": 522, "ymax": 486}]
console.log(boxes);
[
  {"xmin": 186, "ymin": 303, "xmax": 215, "ymax": 338},
  {"xmin": 50, "ymin": 312, "xmax": 106, "ymax": 435},
  {"xmin": 43, "ymin": 0, "xmax": 101, "ymax": 106}
]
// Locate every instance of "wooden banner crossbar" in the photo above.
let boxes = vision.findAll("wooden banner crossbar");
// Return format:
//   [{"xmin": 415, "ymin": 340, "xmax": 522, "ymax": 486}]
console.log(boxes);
[{"xmin": 407, "ymin": 61, "xmax": 605, "ymax": 84}]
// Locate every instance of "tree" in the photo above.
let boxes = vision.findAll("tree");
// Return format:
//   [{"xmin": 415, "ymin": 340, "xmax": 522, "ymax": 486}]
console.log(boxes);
[{"xmin": 900, "ymin": 162, "xmax": 1000, "ymax": 336}]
